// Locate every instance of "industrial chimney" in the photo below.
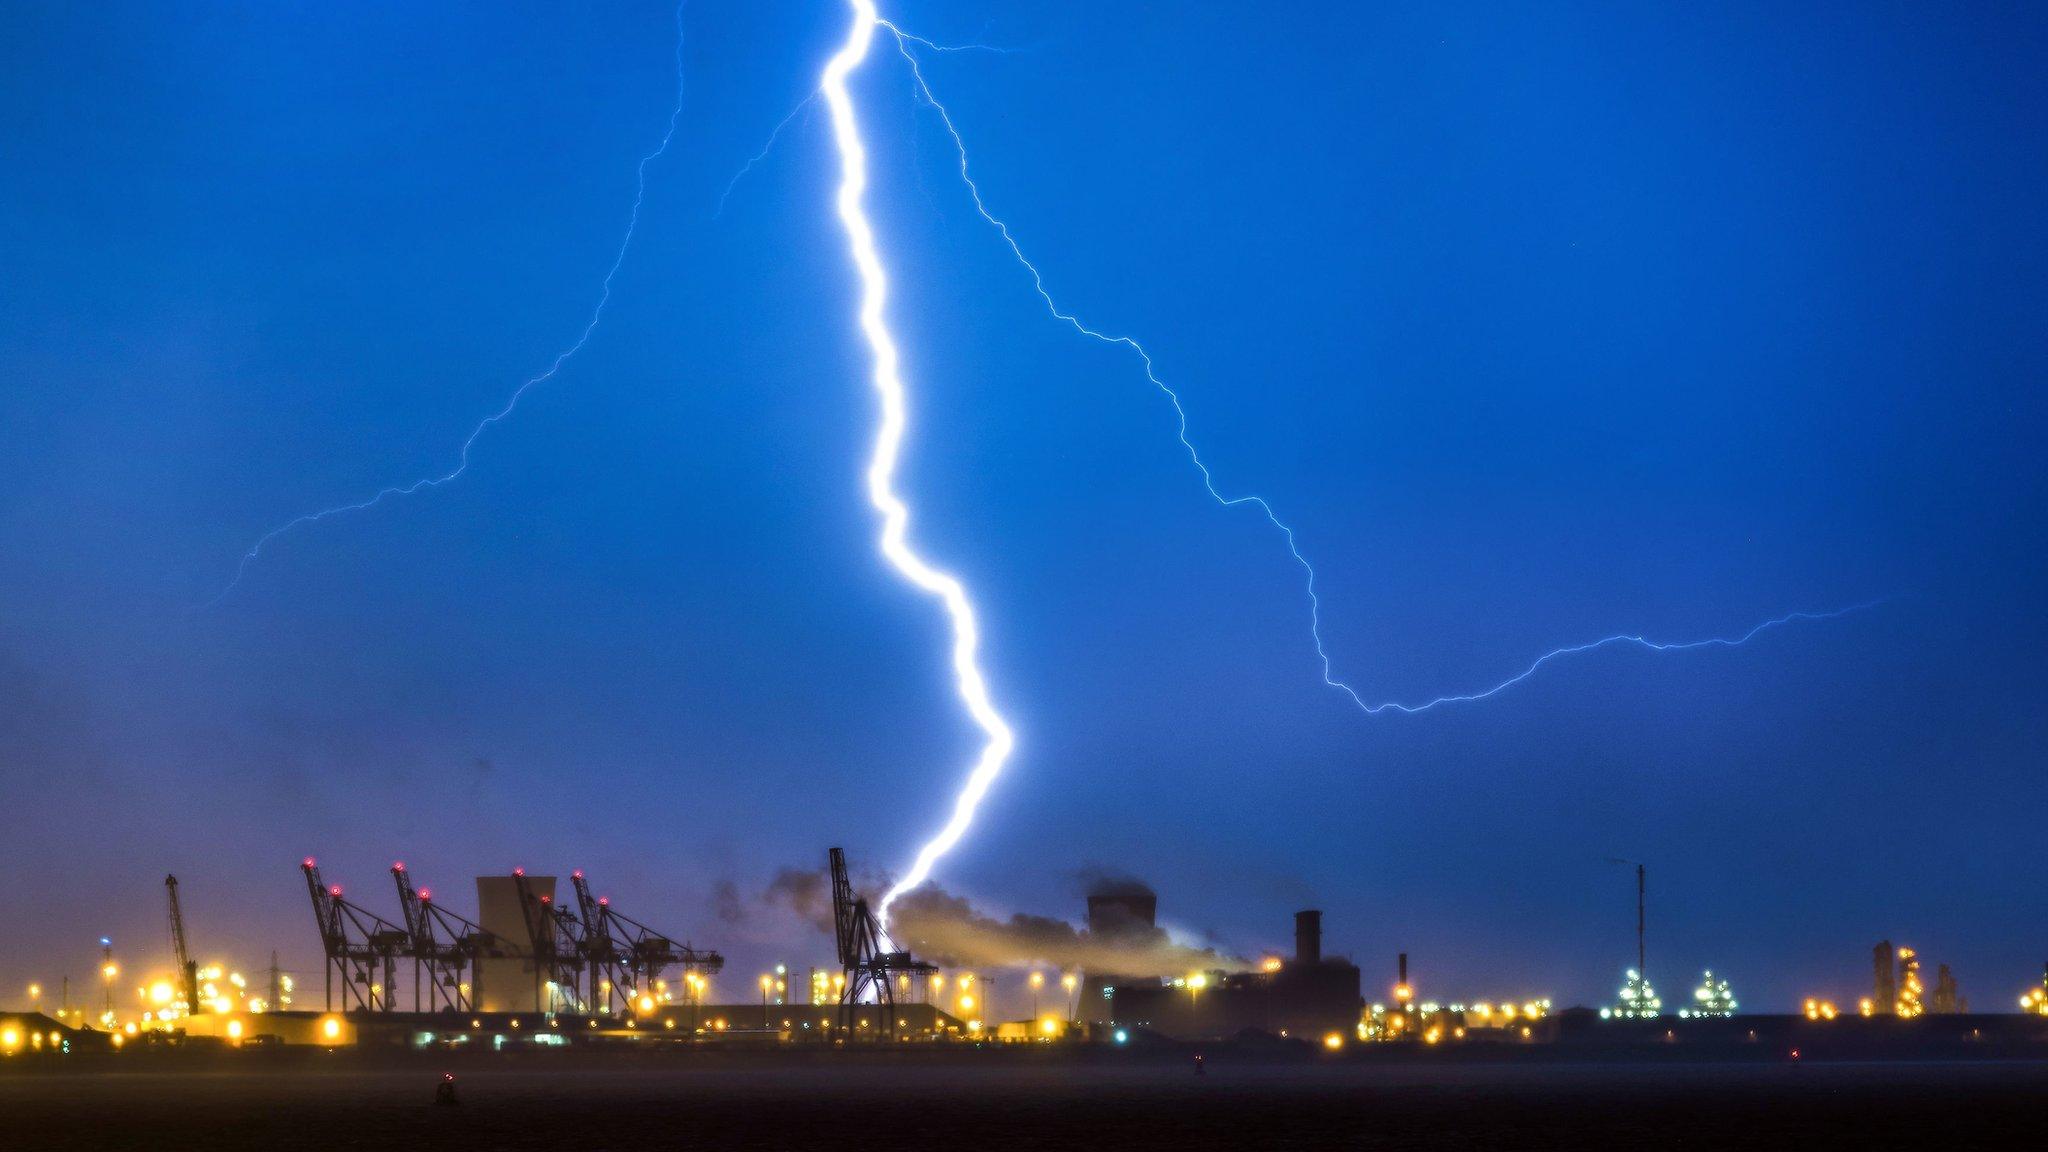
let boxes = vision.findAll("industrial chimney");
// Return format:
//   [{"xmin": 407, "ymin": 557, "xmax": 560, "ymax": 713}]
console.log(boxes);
[
  {"xmin": 1086, "ymin": 890, "xmax": 1157, "ymax": 938},
  {"xmin": 1295, "ymin": 910, "xmax": 1322, "ymax": 967},
  {"xmin": 1872, "ymin": 940, "xmax": 1897, "ymax": 1015}
]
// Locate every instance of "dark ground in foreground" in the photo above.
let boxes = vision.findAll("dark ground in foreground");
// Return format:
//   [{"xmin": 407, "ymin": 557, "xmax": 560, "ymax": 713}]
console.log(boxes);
[{"xmin": 3, "ymin": 1056, "xmax": 2043, "ymax": 1151}]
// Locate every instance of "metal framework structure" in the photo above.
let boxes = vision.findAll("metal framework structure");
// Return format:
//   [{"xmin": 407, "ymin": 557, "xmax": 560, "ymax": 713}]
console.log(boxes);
[
  {"xmin": 301, "ymin": 858, "xmax": 727, "ymax": 1018},
  {"xmin": 830, "ymin": 847, "xmax": 936, "ymax": 1037},
  {"xmin": 513, "ymin": 868, "xmax": 589, "ymax": 1014},
  {"xmin": 570, "ymin": 870, "xmax": 724, "ymax": 1016},
  {"xmin": 302, "ymin": 858, "xmax": 408, "ymax": 1012},
  {"xmin": 391, "ymin": 863, "xmax": 512, "ymax": 1014},
  {"xmin": 164, "ymin": 874, "xmax": 199, "ymax": 1015}
]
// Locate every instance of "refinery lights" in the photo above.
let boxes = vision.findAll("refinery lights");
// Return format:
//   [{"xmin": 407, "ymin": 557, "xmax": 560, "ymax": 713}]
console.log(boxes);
[
  {"xmin": 1894, "ymin": 948, "xmax": 1925, "ymax": 1018},
  {"xmin": 1677, "ymin": 971, "xmax": 1736, "ymax": 1019},
  {"xmin": 2024, "ymin": 965, "xmax": 2048, "ymax": 1018},
  {"xmin": 1600, "ymin": 969, "xmax": 1662, "ymax": 1020}
]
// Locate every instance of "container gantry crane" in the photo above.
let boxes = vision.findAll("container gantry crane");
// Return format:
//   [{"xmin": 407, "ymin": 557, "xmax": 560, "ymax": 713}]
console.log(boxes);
[
  {"xmin": 301, "ymin": 858, "xmax": 408, "ymax": 1012},
  {"xmin": 829, "ymin": 847, "xmax": 935, "ymax": 1038},
  {"xmin": 391, "ymin": 862, "xmax": 513, "ymax": 1014},
  {"xmin": 513, "ymin": 869, "xmax": 589, "ymax": 1014},
  {"xmin": 570, "ymin": 870, "xmax": 723, "ymax": 1016}
]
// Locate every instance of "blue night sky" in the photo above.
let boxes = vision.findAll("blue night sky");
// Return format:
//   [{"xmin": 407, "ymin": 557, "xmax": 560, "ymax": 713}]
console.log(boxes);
[{"xmin": 1, "ymin": 1, "xmax": 2042, "ymax": 1016}]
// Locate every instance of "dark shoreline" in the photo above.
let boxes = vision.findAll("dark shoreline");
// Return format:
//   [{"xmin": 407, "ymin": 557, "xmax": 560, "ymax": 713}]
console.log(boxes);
[{"xmin": 5, "ymin": 1055, "xmax": 2045, "ymax": 1151}]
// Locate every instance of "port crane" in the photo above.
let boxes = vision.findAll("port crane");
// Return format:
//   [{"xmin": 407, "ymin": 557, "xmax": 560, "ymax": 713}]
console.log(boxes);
[
  {"xmin": 512, "ymin": 868, "xmax": 589, "ymax": 1013},
  {"xmin": 164, "ymin": 874, "xmax": 200, "ymax": 1015},
  {"xmin": 829, "ymin": 847, "xmax": 935, "ymax": 1037},
  {"xmin": 391, "ymin": 863, "xmax": 513, "ymax": 1013},
  {"xmin": 571, "ymin": 870, "xmax": 723, "ymax": 1015},
  {"xmin": 302, "ymin": 858, "xmax": 408, "ymax": 1011}
]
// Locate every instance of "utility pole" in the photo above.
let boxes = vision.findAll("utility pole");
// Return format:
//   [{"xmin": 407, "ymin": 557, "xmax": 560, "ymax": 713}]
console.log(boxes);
[
  {"xmin": 99, "ymin": 937, "xmax": 118, "ymax": 1026},
  {"xmin": 1605, "ymin": 857, "xmax": 1647, "ymax": 988},
  {"xmin": 1635, "ymin": 864, "xmax": 1646, "ymax": 977}
]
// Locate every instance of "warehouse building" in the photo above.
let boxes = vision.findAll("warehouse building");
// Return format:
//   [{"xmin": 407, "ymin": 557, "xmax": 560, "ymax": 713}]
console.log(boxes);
[{"xmin": 1089, "ymin": 910, "xmax": 1361, "ymax": 1042}]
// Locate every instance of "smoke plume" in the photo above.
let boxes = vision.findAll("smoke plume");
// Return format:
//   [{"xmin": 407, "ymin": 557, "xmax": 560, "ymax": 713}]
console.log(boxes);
[
  {"xmin": 761, "ymin": 861, "xmax": 1241, "ymax": 975},
  {"xmin": 887, "ymin": 889, "xmax": 1220, "ymax": 974},
  {"xmin": 712, "ymin": 878, "xmax": 745, "ymax": 925},
  {"xmin": 762, "ymin": 866, "xmax": 833, "ymax": 933}
]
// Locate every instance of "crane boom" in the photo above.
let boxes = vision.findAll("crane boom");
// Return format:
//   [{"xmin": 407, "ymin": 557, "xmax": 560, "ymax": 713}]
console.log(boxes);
[{"xmin": 165, "ymin": 874, "xmax": 199, "ymax": 1014}]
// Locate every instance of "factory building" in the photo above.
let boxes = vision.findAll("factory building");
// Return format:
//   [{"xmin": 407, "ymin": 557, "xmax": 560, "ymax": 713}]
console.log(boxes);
[
  {"xmin": 176, "ymin": 1011, "xmax": 356, "ymax": 1047},
  {"xmin": 1088, "ymin": 908, "xmax": 1362, "ymax": 1042},
  {"xmin": 1077, "ymin": 885, "xmax": 1164, "ymax": 1014},
  {"xmin": 1087, "ymin": 889, "xmax": 1157, "ymax": 936},
  {"xmin": 475, "ymin": 873, "xmax": 552, "ymax": 1013},
  {"xmin": 173, "ymin": 1003, "xmax": 964, "ymax": 1048},
  {"xmin": 0, "ymin": 1013, "xmax": 110, "ymax": 1056}
]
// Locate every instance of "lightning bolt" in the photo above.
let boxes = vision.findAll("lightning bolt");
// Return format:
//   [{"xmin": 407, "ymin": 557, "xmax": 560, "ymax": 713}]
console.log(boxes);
[
  {"xmin": 1360, "ymin": 601, "xmax": 1885, "ymax": 714},
  {"xmin": 881, "ymin": 30, "xmax": 1880, "ymax": 718},
  {"xmin": 715, "ymin": 93, "xmax": 815, "ymax": 219},
  {"xmin": 714, "ymin": 31, "xmax": 1001, "ymax": 217},
  {"xmin": 820, "ymin": 0, "xmax": 1016, "ymax": 928},
  {"xmin": 881, "ymin": 30, "xmax": 1365, "ymax": 708},
  {"xmin": 801, "ymin": 9, "xmax": 1880, "ymax": 920},
  {"xmin": 204, "ymin": 1, "xmax": 689, "ymax": 608}
]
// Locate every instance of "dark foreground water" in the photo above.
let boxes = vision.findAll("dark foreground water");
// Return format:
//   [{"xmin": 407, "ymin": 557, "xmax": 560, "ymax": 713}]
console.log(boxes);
[{"xmin": 3, "ymin": 1057, "xmax": 2042, "ymax": 1150}]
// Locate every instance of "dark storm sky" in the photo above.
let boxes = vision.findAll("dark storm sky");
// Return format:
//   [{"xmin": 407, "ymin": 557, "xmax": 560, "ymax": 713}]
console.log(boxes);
[{"xmin": 1, "ymin": 1, "xmax": 2042, "ymax": 1015}]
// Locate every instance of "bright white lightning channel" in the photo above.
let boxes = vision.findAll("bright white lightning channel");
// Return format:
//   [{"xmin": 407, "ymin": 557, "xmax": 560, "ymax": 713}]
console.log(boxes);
[
  {"xmin": 205, "ymin": 3, "xmax": 688, "ymax": 607},
  {"xmin": 880, "ymin": 30, "xmax": 1877, "ymax": 717},
  {"xmin": 821, "ymin": 0, "xmax": 1015, "ymax": 928},
  {"xmin": 811, "ymin": 10, "xmax": 1875, "ymax": 920}
]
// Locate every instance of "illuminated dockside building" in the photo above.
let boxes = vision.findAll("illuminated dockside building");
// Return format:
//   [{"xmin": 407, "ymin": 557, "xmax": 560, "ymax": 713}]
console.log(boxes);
[{"xmin": 1087, "ymin": 909, "xmax": 1361, "ymax": 1042}]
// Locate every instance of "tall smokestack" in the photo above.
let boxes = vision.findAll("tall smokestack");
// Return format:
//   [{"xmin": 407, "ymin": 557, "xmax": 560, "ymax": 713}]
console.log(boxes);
[
  {"xmin": 1295, "ymin": 910, "xmax": 1322, "ymax": 967},
  {"xmin": 1873, "ymin": 940, "xmax": 1897, "ymax": 1015},
  {"xmin": 1086, "ymin": 890, "xmax": 1157, "ymax": 938}
]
